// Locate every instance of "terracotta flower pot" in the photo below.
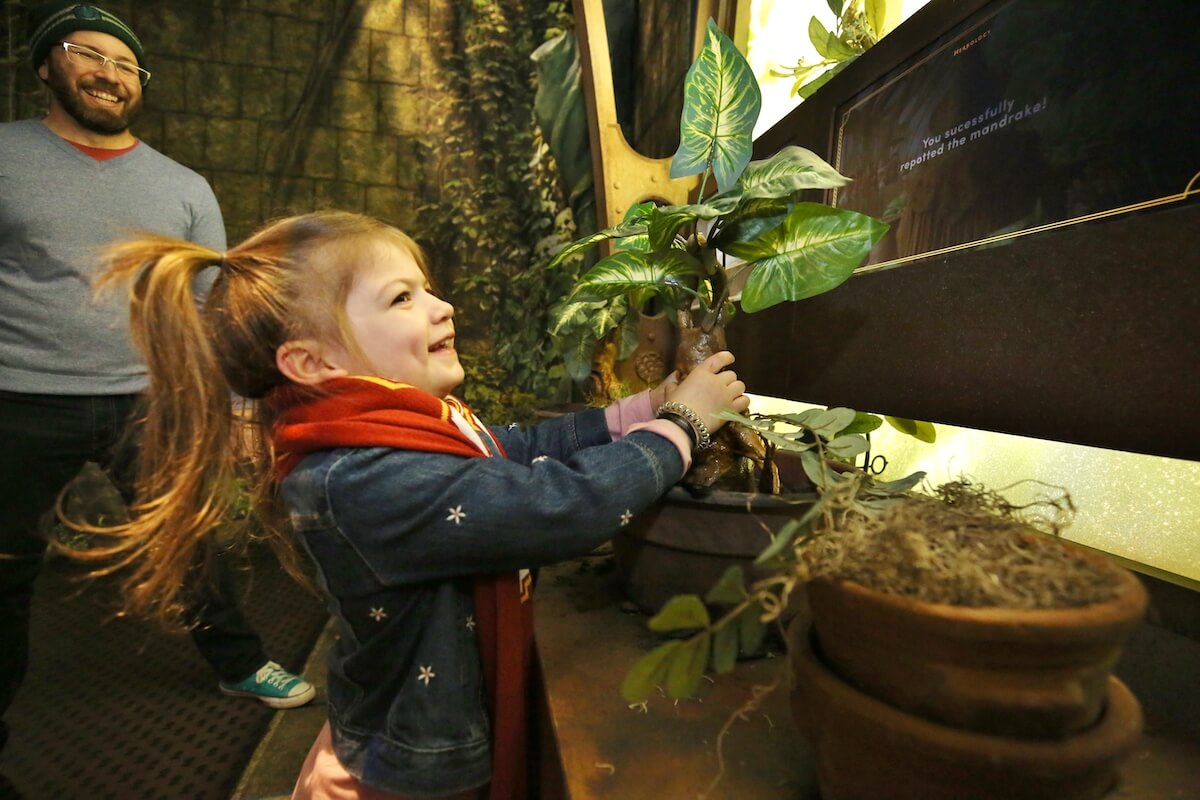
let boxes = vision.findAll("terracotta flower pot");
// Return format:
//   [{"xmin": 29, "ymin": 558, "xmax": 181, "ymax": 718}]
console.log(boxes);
[
  {"xmin": 806, "ymin": 546, "xmax": 1148, "ymax": 738},
  {"xmin": 789, "ymin": 622, "xmax": 1144, "ymax": 800},
  {"xmin": 613, "ymin": 484, "xmax": 812, "ymax": 615}
]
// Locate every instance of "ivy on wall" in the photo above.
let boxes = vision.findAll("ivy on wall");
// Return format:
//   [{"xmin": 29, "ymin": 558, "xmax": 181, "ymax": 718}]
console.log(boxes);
[
  {"xmin": 420, "ymin": 0, "xmax": 584, "ymax": 423},
  {"xmin": 2, "ymin": 0, "xmax": 37, "ymax": 122}
]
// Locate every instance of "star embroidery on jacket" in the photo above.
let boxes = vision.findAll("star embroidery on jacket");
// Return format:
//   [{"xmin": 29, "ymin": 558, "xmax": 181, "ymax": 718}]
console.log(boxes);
[
  {"xmin": 465, "ymin": 615, "xmax": 476, "ymax": 631},
  {"xmin": 531, "ymin": 455, "xmax": 550, "ymax": 464},
  {"xmin": 507, "ymin": 422, "xmax": 519, "ymax": 430},
  {"xmin": 619, "ymin": 509, "xmax": 633, "ymax": 526},
  {"xmin": 368, "ymin": 607, "xmax": 387, "ymax": 622},
  {"xmin": 446, "ymin": 505, "xmax": 467, "ymax": 524},
  {"xmin": 418, "ymin": 665, "xmax": 436, "ymax": 686}
]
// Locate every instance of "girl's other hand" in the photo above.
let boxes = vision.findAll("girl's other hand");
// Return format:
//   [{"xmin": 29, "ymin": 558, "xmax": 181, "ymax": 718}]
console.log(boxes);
[{"xmin": 668, "ymin": 351, "xmax": 749, "ymax": 432}]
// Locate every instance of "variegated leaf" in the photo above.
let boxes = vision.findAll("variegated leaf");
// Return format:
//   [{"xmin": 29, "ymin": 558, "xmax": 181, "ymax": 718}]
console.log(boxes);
[
  {"xmin": 726, "ymin": 203, "xmax": 888, "ymax": 312},
  {"xmin": 548, "ymin": 219, "xmax": 649, "ymax": 268},
  {"xmin": 576, "ymin": 250, "xmax": 703, "ymax": 303},
  {"xmin": 670, "ymin": 19, "xmax": 761, "ymax": 192},
  {"xmin": 733, "ymin": 146, "xmax": 850, "ymax": 198},
  {"xmin": 647, "ymin": 197, "xmax": 738, "ymax": 251}
]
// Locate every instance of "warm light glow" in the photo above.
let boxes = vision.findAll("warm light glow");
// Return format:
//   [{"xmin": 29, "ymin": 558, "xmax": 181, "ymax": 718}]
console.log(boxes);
[
  {"xmin": 746, "ymin": 0, "xmax": 933, "ymax": 137},
  {"xmin": 749, "ymin": 394, "xmax": 1200, "ymax": 584}
]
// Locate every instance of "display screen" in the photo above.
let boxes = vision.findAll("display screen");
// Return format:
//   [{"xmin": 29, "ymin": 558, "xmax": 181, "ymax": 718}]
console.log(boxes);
[{"xmin": 832, "ymin": 0, "xmax": 1199, "ymax": 269}]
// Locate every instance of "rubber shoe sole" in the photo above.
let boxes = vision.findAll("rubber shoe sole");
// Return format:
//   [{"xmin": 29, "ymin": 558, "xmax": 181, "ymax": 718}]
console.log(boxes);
[{"xmin": 219, "ymin": 680, "xmax": 316, "ymax": 709}]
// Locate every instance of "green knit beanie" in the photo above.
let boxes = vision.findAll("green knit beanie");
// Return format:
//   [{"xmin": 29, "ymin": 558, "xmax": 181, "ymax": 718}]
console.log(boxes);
[{"xmin": 27, "ymin": 2, "xmax": 146, "ymax": 73}]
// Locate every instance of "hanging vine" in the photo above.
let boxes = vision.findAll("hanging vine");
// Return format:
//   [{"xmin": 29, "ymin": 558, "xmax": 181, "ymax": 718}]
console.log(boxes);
[
  {"xmin": 1, "ymin": 0, "xmax": 38, "ymax": 122},
  {"xmin": 420, "ymin": 0, "xmax": 583, "ymax": 423}
]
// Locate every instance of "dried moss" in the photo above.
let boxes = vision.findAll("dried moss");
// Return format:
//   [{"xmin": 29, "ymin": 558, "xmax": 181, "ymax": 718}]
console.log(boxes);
[{"xmin": 798, "ymin": 483, "xmax": 1127, "ymax": 609}]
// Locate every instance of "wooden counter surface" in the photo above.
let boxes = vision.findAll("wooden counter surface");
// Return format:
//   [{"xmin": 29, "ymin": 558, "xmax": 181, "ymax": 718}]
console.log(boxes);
[
  {"xmin": 533, "ymin": 553, "xmax": 815, "ymax": 800},
  {"xmin": 533, "ymin": 552, "xmax": 1200, "ymax": 800}
]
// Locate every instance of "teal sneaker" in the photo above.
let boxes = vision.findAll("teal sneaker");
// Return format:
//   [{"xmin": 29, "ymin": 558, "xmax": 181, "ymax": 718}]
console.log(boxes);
[{"xmin": 219, "ymin": 661, "xmax": 316, "ymax": 709}]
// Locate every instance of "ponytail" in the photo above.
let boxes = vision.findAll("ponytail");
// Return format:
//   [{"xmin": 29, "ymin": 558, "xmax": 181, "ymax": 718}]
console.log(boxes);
[
  {"xmin": 72, "ymin": 236, "xmax": 298, "ymax": 628},
  {"xmin": 68, "ymin": 211, "xmax": 425, "ymax": 627}
]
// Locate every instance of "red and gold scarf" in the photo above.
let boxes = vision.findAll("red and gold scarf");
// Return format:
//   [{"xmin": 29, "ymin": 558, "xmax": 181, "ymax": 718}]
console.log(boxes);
[{"xmin": 269, "ymin": 376, "xmax": 531, "ymax": 799}]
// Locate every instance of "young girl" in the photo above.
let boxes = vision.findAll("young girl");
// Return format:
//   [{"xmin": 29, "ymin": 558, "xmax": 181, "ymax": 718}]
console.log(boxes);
[{"xmin": 95, "ymin": 210, "xmax": 749, "ymax": 799}]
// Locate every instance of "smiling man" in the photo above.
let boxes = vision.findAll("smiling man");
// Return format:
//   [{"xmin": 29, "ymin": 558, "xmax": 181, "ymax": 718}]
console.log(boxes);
[
  {"xmin": 0, "ymin": 1, "xmax": 316, "ymax": 761},
  {"xmin": 32, "ymin": 6, "xmax": 145, "ymax": 143}
]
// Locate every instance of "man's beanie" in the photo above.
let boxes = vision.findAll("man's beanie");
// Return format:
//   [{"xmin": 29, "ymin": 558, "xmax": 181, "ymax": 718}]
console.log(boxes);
[{"xmin": 27, "ymin": 2, "xmax": 146, "ymax": 72}]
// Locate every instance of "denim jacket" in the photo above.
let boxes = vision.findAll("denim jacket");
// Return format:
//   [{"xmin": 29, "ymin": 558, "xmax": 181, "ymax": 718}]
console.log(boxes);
[{"xmin": 279, "ymin": 407, "xmax": 684, "ymax": 795}]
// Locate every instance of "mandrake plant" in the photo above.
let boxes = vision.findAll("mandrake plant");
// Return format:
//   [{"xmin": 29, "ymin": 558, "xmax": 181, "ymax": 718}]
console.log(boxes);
[{"xmin": 548, "ymin": 18, "xmax": 889, "ymax": 492}]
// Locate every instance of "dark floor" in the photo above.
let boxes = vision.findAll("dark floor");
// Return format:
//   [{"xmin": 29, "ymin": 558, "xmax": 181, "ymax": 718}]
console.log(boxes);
[
  {"xmin": 1, "ymin": 547, "xmax": 329, "ymax": 800},
  {"xmin": 230, "ymin": 624, "xmax": 332, "ymax": 800}
]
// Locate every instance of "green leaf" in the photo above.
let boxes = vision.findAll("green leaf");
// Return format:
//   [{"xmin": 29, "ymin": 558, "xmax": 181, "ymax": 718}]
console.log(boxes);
[
  {"xmin": 586, "ymin": 295, "xmax": 631, "ymax": 340},
  {"xmin": 648, "ymin": 594, "xmax": 711, "ymax": 632},
  {"xmin": 549, "ymin": 294, "xmax": 604, "ymax": 336},
  {"xmin": 615, "ymin": 313, "xmax": 641, "ymax": 360},
  {"xmin": 804, "ymin": 407, "xmax": 857, "ymax": 439},
  {"xmin": 757, "ymin": 427, "xmax": 815, "ymax": 454},
  {"xmin": 837, "ymin": 412, "xmax": 883, "ymax": 435},
  {"xmin": 554, "ymin": 327, "xmax": 598, "ymax": 383},
  {"xmin": 645, "ymin": 198, "xmax": 736, "ymax": 251},
  {"xmin": 727, "ymin": 203, "xmax": 888, "ymax": 313},
  {"xmin": 647, "ymin": 209, "xmax": 693, "ymax": 252},
  {"xmin": 865, "ymin": 0, "xmax": 896, "ymax": 40},
  {"xmin": 575, "ymin": 250, "xmax": 702, "ymax": 304},
  {"xmin": 613, "ymin": 201, "xmax": 658, "ymax": 253},
  {"xmin": 797, "ymin": 57, "xmax": 856, "ymax": 99},
  {"xmin": 712, "ymin": 623, "xmax": 740, "ymax": 674},
  {"xmin": 826, "ymin": 434, "xmax": 870, "ymax": 458},
  {"xmin": 865, "ymin": 470, "xmax": 926, "ymax": 494},
  {"xmin": 738, "ymin": 603, "xmax": 768, "ymax": 655},
  {"xmin": 885, "ymin": 416, "xmax": 938, "ymax": 443},
  {"xmin": 754, "ymin": 518, "xmax": 805, "ymax": 565},
  {"xmin": 800, "ymin": 449, "xmax": 848, "ymax": 491},
  {"xmin": 621, "ymin": 640, "xmax": 682, "ymax": 702},
  {"xmin": 710, "ymin": 201, "xmax": 788, "ymax": 248},
  {"xmin": 665, "ymin": 633, "xmax": 711, "ymax": 699},
  {"xmin": 670, "ymin": 19, "xmax": 761, "ymax": 192},
  {"xmin": 623, "ymin": 201, "xmax": 657, "ymax": 225},
  {"xmin": 808, "ymin": 17, "xmax": 832, "ymax": 58},
  {"xmin": 704, "ymin": 566, "xmax": 747, "ymax": 605},
  {"xmin": 549, "ymin": 219, "xmax": 649, "ymax": 267},
  {"xmin": 776, "ymin": 408, "xmax": 826, "ymax": 427},
  {"xmin": 752, "ymin": 494, "xmax": 829, "ymax": 566},
  {"xmin": 726, "ymin": 146, "xmax": 851, "ymax": 201},
  {"xmin": 825, "ymin": 32, "xmax": 859, "ymax": 61},
  {"xmin": 826, "ymin": 0, "xmax": 845, "ymax": 17}
]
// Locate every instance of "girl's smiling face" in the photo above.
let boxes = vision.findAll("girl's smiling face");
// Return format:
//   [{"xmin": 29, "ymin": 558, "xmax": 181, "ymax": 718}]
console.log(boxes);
[{"xmin": 337, "ymin": 239, "xmax": 463, "ymax": 397}]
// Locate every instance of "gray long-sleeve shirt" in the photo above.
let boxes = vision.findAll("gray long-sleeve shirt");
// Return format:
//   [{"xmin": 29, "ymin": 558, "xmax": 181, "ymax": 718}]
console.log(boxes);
[{"xmin": 0, "ymin": 118, "xmax": 225, "ymax": 394}]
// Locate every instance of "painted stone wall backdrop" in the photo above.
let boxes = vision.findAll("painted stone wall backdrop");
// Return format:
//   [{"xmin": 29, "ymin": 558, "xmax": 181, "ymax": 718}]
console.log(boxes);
[
  {"xmin": 2, "ymin": 0, "xmax": 454, "ymax": 243},
  {"xmin": 2, "ymin": 0, "xmax": 577, "ymax": 417}
]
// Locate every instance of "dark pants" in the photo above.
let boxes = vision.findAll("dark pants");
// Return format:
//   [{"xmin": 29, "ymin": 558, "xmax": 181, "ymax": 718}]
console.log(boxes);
[{"xmin": 0, "ymin": 391, "xmax": 268, "ymax": 751}]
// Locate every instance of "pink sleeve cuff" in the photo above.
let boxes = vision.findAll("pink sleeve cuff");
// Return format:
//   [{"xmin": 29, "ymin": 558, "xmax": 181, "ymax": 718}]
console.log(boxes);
[
  {"xmin": 627, "ymin": 419, "xmax": 692, "ymax": 472},
  {"xmin": 604, "ymin": 390, "xmax": 656, "ymax": 440}
]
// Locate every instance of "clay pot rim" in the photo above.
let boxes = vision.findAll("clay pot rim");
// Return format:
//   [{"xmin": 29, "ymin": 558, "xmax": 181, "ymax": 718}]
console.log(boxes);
[
  {"xmin": 810, "ymin": 546, "xmax": 1148, "ymax": 630},
  {"xmin": 790, "ymin": 622, "xmax": 1144, "ymax": 766},
  {"xmin": 662, "ymin": 485, "xmax": 818, "ymax": 509}
]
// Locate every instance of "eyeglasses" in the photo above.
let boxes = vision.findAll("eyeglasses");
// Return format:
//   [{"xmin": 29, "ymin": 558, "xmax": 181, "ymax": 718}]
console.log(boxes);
[{"xmin": 57, "ymin": 41, "xmax": 151, "ymax": 86}]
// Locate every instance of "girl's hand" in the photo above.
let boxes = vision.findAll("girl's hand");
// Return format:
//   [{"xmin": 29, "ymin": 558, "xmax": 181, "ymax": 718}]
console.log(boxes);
[
  {"xmin": 649, "ymin": 370, "xmax": 680, "ymax": 410},
  {"xmin": 667, "ymin": 351, "xmax": 749, "ymax": 433}
]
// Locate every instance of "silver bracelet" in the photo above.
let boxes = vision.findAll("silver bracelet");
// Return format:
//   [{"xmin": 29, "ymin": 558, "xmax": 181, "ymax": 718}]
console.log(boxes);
[{"xmin": 656, "ymin": 401, "xmax": 712, "ymax": 450}]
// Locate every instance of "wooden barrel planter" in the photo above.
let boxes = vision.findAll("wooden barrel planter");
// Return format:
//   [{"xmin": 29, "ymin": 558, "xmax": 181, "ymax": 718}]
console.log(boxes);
[
  {"xmin": 788, "ymin": 622, "xmax": 1144, "ymax": 800},
  {"xmin": 805, "ymin": 543, "xmax": 1148, "ymax": 739}
]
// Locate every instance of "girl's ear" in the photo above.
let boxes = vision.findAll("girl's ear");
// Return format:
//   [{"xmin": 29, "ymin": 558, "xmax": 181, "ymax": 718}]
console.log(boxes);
[{"xmin": 276, "ymin": 339, "xmax": 349, "ymax": 386}]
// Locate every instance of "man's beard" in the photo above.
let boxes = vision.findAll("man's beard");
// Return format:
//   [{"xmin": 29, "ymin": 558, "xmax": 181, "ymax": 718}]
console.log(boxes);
[{"xmin": 46, "ymin": 60, "xmax": 142, "ymax": 135}]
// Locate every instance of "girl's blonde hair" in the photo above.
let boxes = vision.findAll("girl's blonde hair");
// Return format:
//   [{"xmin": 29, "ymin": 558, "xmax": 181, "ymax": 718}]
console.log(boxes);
[{"xmin": 75, "ymin": 210, "xmax": 428, "ymax": 627}]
